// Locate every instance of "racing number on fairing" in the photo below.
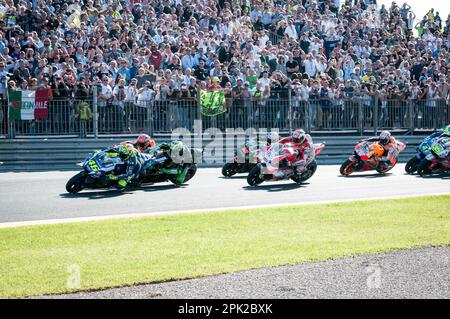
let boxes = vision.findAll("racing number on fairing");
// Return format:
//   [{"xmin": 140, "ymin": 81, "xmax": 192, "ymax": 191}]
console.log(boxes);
[
  {"xmin": 89, "ymin": 160, "xmax": 100, "ymax": 172},
  {"xmin": 432, "ymin": 144, "xmax": 444, "ymax": 154}
]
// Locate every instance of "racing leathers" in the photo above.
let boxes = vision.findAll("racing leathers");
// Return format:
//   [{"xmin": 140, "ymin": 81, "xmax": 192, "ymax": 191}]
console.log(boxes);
[
  {"xmin": 149, "ymin": 142, "xmax": 190, "ymax": 184},
  {"xmin": 105, "ymin": 146, "xmax": 146, "ymax": 190},
  {"xmin": 361, "ymin": 136, "xmax": 406, "ymax": 169},
  {"xmin": 278, "ymin": 134, "xmax": 315, "ymax": 174}
]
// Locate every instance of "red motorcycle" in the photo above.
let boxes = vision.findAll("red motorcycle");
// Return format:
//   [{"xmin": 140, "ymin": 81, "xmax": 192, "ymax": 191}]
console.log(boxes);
[
  {"xmin": 340, "ymin": 140, "xmax": 405, "ymax": 176},
  {"xmin": 247, "ymin": 142, "xmax": 326, "ymax": 186}
]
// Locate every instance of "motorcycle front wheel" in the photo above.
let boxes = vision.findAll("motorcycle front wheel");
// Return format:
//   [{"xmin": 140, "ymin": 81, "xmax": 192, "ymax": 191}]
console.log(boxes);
[
  {"xmin": 417, "ymin": 159, "xmax": 431, "ymax": 176},
  {"xmin": 247, "ymin": 164, "xmax": 264, "ymax": 186},
  {"xmin": 222, "ymin": 162, "xmax": 238, "ymax": 177},
  {"xmin": 339, "ymin": 159, "xmax": 355, "ymax": 176},
  {"xmin": 183, "ymin": 165, "xmax": 197, "ymax": 183},
  {"xmin": 66, "ymin": 171, "xmax": 86, "ymax": 193},
  {"xmin": 405, "ymin": 157, "xmax": 420, "ymax": 174}
]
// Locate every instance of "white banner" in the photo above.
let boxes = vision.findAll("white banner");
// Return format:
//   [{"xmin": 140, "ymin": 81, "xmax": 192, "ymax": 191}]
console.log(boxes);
[{"xmin": 20, "ymin": 90, "xmax": 35, "ymax": 120}]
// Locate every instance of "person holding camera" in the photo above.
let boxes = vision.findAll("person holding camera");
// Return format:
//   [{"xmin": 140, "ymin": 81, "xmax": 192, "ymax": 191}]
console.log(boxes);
[
  {"xmin": 112, "ymin": 78, "xmax": 127, "ymax": 132},
  {"xmin": 124, "ymin": 78, "xmax": 138, "ymax": 133},
  {"xmin": 136, "ymin": 81, "xmax": 154, "ymax": 132},
  {"xmin": 98, "ymin": 76, "xmax": 113, "ymax": 132}
]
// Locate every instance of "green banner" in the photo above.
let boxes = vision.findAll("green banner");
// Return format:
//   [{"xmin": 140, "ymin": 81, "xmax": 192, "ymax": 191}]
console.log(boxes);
[
  {"xmin": 8, "ymin": 90, "xmax": 22, "ymax": 120},
  {"xmin": 200, "ymin": 90, "xmax": 226, "ymax": 117}
]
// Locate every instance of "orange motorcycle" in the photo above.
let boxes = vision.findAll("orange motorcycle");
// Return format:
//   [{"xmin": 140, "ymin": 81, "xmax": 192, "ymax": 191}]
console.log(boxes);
[{"xmin": 340, "ymin": 141, "xmax": 403, "ymax": 176}]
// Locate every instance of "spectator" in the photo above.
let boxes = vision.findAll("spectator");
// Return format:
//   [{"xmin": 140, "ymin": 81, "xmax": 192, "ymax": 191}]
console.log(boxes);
[{"xmin": 0, "ymin": 0, "xmax": 446, "ymax": 133}]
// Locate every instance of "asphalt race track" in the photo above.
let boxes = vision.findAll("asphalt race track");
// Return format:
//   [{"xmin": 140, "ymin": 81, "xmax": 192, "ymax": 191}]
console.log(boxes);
[{"xmin": 0, "ymin": 164, "xmax": 449, "ymax": 224}]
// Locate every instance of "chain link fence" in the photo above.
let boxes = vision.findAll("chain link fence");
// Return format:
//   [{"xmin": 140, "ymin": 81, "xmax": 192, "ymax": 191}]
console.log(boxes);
[{"xmin": 0, "ymin": 92, "xmax": 448, "ymax": 138}]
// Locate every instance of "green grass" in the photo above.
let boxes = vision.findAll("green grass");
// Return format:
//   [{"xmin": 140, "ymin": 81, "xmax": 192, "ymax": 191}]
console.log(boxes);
[{"xmin": 1, "ymin": 195, "xmax": 450, "ymax": 298}]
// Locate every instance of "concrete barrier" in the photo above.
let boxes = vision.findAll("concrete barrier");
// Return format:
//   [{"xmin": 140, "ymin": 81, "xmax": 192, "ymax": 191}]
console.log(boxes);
[{"xmin": 0, "ymin": 135, "xmax": 425, "ymax": 172}]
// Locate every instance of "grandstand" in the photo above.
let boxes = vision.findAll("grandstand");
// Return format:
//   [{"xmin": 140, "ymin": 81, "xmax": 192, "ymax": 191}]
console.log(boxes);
[{"xmin": 0, "ymin": 0, "xmax": 448, "ymax": 137}]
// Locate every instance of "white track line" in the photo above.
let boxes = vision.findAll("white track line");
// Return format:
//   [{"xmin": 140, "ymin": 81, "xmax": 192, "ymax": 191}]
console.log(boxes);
[{"xmin": 1, "ymin": 192, "xmax": 449, "ymax": 229}]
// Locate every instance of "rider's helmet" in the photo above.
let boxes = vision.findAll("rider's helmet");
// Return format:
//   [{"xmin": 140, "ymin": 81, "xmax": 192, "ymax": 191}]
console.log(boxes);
[
  {"xmin": 292, "ymin": 129, "xmax": 306, "ymax": 143},
  {"xmin": 267, "ymin": 132, "xmax": 279, "ymax": 144},
  {"xmin": 135, "ymin": 134, "xmax": 155, "ymax": 150},
  {"xmin": 443, "ymin": 125, "xmax": 450, "ymax": 136},
  {"xmin": 118, "ymin": 143, "xmax": 135, "ymax": 161},
  {"xmin": 379, "ymin": 131, "xmax": 391, "ymax": 145}
]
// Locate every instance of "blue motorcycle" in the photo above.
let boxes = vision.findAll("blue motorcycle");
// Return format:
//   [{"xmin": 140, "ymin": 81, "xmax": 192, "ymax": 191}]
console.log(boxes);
[
  {"xmin": 66, "ymin": 149, "xmax": 127, "ymax": 193},
  {"xmin": 405, "ymin": 138, "xmax": 434, "ymax": 174},
  {"xmin": 66, "ymin": 143, "xmax": 201, "ymax": 193}
]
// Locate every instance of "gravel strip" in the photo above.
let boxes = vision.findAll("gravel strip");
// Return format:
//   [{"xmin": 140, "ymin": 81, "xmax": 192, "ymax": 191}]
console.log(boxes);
[{"xmin": 41, "ymin": 246, "xmax": 450, "ymax": 299}]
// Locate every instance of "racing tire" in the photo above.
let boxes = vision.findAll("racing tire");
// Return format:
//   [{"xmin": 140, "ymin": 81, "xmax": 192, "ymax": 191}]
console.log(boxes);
[
  {"xmin": 222, "ymin": 163, "xmax": 238, "ymax": 177},
  {"xmin": 405, "ymin": 157, "xmax": 420, "ymax": 174},
  {"xmin": 247, "ymin": 164, "xmax": 264, "ymax": 186},
  {"xmin": 340, "ymin": 159, "xmax": 355, "ymax": 176},
  {"xmin": 66, "ymin": 171, "xmax": 86, "ymax": 193},
  {"xmin": 292, "ymin": 161, "xmax": 318, "ymax": 184},
  {"xmin": 168, "ymin": 176, "xmax": 183, "ymax": 185},
  {"xmin": 417, "ymin": 159, "xmax": 431, "ymax": 177},
  {"xmin": 183, "ymin": 165, "xmax": 197, "ymax": 183}
]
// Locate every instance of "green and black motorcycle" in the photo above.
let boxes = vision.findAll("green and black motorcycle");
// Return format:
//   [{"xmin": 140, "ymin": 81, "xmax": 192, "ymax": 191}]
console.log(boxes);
[{"xmin": 66, "ymin": 141, "xmax": 201, "ymax": 193}]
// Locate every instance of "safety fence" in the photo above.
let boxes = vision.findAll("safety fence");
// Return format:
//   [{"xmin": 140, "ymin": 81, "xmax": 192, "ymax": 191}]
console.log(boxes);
[{"xmin": 0, "ymin": 95, "xmax": 448, "ymax": 138}]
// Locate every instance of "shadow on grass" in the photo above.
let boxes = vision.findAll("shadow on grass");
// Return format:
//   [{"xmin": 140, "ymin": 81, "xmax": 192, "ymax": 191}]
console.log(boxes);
[{"xmin": 242, "ymin": 182, "xmax": 309, "ymax": 192}]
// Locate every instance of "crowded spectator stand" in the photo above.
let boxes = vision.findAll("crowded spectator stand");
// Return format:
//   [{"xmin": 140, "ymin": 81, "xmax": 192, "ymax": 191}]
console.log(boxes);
[{"xmin": 0, "ymin": 0, "xmax": 448, "ymax": 137}]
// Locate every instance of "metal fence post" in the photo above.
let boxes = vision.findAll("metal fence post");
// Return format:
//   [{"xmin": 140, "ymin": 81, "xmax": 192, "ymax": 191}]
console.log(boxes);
[
  {"xmin": 148, "ymin": 100, "xmax": 153, "ymax": 136},
  {"xmin": 5, "ymin": 98, "xmax": 14, "ymax": 139},
  {"xmin": 408, "ymin": 99, "xmax": 414, "ymax": 135},
  {"xmin": 196, "ymin": 88, "xmax": 202, "ymax": 121},
  {"xmin": 288, "ymin": 88, "xmax": 292, "ymax": 135},
  {"xmin": 358, "ymin": 99, "xmax": 363, "ymax": 136},
  {"xmin": 305, "ymin": 101, "xmax": 310, "ymax": 134},
  {"xmin": 373, "ymin": 95, "xmax": 379, "ymax": 135},
  {"xmin": 92, "ymin": 86, "xmax": 98, "ymax": 138}
]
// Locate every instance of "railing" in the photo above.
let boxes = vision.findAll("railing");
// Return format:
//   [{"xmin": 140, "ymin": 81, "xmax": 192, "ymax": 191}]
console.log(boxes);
[
  {"xmin": 11, "ymin": 98, "xmax": 95, "ymax": 137},
  {"xmin": 0, "ymin": 94, "xmax": 448, "ymax": 138},
  {"xmin": 0, "ymin": 99, "xmax": 7, "ymax": 137}
]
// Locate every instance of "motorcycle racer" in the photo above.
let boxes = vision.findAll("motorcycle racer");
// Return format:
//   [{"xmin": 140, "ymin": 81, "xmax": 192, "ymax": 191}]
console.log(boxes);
[
  {"xmin": 116, "ymin": 134, "xmax": 156, "ymax": 153},
  {"xmin": 278, "ymin": 129, "xmax": 314, "ymax": 176},
  {"xmin": 422, "ymin": 125, "xmax": 450, "ymax": 143},
  {"xmin": 149, "ymin": 141, "xmax": 191, "ymax": 184},
  {"xmin": 110, "ymin": 143, "xmax": 145, "ymax": 190},
  {"xmin": 360, "ymin": 131, "xmax": 406, "ymax": 170}
]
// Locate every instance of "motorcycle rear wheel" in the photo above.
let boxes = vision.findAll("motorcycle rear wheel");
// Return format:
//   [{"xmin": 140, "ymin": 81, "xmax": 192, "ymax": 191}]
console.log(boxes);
[
  {"xmin": 417, "ymin": 159, "xmax": 431, "ymax": 176},
  {"xmin": 247, "ymin": 164, "xmax": 264, "ymax": 186},
  {"xmin": 292, "ymin": 161, "xmax": 318, "ymax": 184},
  {"xmin": 66, "ymin": 171, "xmax": 86, "ymax": 193},
  {"xmin": 222, "ymin": 163, "xmax": 238, "ymax": 177},
  {"xmin": 405, "ymin": 157, "xmax": 420, "ymax": 174},
  {"xmin": 340, "ymin": 159, "xmax": 355, "ymax": 176},
  {"xmin": 183, "ymin": 165, "xmax": 197, "ymax": 183}
]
